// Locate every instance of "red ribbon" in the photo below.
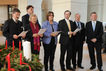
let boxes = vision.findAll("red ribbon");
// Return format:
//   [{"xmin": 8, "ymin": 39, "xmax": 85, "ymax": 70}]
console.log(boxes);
[{"xmin": 19, "ymin": 53, "xmax": 31, "ymax": 71}]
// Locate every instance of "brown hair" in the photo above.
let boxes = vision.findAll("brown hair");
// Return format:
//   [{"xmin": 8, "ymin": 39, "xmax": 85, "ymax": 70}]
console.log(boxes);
[
  {"xmin": 12, "ymin": 8, "xmax": 21, "ymax": 14},
  {"xmin": 46, "ymin": 11, "xmax": 54, "ymax": 20},
  {"xmin": 26, "ymin": 5, "xmax": 34, "ymax": 10},
  {"xmin": 90, "ymin": 12, "xmax": 97, "ymax": 16},
  {"xmin": 64, "ymin": 10, "xmax": 71, "ymax": 15}
]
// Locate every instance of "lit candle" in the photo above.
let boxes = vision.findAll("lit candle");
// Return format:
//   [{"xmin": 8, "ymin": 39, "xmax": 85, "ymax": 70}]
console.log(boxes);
[
  {"xmin": 19, "ymin": 41, "xmax": 21, "ymax": 51},
  {"xmin": 5, "ymin": 40, "xmax": 7, "ymax": 49},
  {"xmin": 20, "ymin": 53, "xmax": 22, "ymax": 65},
  {"xmin": 12, "ymin": 41, "xmax": 14, "ymax": 51}
]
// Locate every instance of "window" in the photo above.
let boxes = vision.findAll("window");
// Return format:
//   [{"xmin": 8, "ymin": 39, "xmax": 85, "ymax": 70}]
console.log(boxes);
[{"xmin": 8, "ymin": 5, "xmax": 17, "ymax": 19}]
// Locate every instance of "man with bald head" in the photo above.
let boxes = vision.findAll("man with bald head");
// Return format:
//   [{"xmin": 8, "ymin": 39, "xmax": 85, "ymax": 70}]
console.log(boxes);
[{"xmin": 72, "ymin": 13, "xmax": 85, "ymax": 69}]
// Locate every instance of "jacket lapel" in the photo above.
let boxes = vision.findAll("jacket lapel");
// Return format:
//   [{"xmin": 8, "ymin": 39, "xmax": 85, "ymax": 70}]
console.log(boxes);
[
  {"xmin": 90, "ymin": 21, "xmax": 94, "ymax": 32},
  {"xmin": 94, "ymin": 21, "xmax": 98, "ymax": 32},
  {"xmin": 64, "ymin": 19, "xmax": 69, "ymax": 31}
]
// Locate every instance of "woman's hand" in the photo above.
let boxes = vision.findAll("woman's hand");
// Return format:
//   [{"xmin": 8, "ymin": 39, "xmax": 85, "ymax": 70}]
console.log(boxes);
[
  {"xmin": 39, "ymin": 34, "xmax": 43, "ymax": 37},
  {"xmin": 33, "ymin": 33, "xmax": 39, "ymax": 37}
]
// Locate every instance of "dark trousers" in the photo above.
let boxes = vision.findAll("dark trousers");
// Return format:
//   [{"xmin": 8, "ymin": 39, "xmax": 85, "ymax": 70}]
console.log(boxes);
[
  {"xmin": 43, "ymin": 38, "xmax": 56, "ymax": 70},
  {"xmin": 60, "ymin": 39, "xmax": 73, "ymax": 70},
  {"xmin": 72, "ymin": 40, "xmax": 83, "ymax": 67},
  {"xmin": 88, "ymin": 44, "xmax": 103, "ymax": 68}
]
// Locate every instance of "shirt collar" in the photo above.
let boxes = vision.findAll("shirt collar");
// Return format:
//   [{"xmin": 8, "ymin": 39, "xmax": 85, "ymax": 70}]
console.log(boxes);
[
  {"xmin": 65, "ymin": 18, "xmax": 69, "ymax": 22},
  {"xmin": 92, "ymin": 21, "xmax": 96, "ymax": 24},
  {"xmin": 12, "ymin": 17, "xmax": 18, "ymax": 23},
  {"xmin": 47, "ymin": 20, "xmax": 57, "ymax": 25}
]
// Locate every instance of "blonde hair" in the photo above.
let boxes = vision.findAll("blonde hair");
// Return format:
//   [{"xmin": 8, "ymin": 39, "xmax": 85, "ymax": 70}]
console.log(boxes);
[{"xmin": 29, "ymin": 14, "xmax": 37, "ymax": 21}]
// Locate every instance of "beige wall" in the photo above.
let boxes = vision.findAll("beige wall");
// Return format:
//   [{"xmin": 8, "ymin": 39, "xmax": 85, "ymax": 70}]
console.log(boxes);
[
  {"xmin": 18, "ymin": 0, "xmax": 28, "ymax": 21},
  {"xmin": 87, "ymin": 0, "xmax": 103, "ymax": 21},
  {"xmin": 52, "ymin": 0, "xmax": 71, "ymax": 22},
  {"xmin": 0, "ymin": 6, "xmax": 8, "ymax": 24},
  {"xmin": 103, "ymin": 0, "xmax": 106, "ymax": 22},
  {"xmin": 18, "ymin": 0, "xmax": 106, "ymax": 24},
  {"xmin": 71, "ymin": 0, "xmax": 88, "ymax": 23}
]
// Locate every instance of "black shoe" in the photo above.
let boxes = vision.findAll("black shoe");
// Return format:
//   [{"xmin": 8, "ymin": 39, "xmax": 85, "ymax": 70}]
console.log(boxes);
[
  {"xmin": 45, "ymin": 70, "xmax": 48, "ymax": 71},
  {"xmin": 98, "ymin": 67, "xmax": 103, "ymax": 71},
  {"xmin": 90, "ymin": 66, "xmax": 96, "ymax": 70},
  {"xmin": 99, "ymin": 69, "xmax": 103, "ymax": 71},
  {"xmin": 78, "ymin": 66, "xmax": 84, "ymax": 69},
  {"xmin": 50, "ymin": 69, "xmax": 55, "ymax": 71},
  {"xmin": 73, "ymin": 66, "xmax": 76, "ymax": 69},
  {"xmin": 61, "ymin": 69, "xmax": 66, "ymax": 71},
  {"xmin": 67, "ymin": 67, "xmax": 73, "ymax": 70}
]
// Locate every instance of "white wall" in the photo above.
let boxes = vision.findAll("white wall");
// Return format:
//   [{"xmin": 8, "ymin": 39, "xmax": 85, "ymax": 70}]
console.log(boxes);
[
  {"xmin": 28, "ymin": 0, "xmax": 42, "ymax": 24},
  {"xmin": 71, "ymin": 0, "xmax": 88, "ymax": 23},
  {"xmin": 51, "ymin": 0, "xmax": 88, "ymax": 23},
  {"xmin": 103, "ymin": 0, "xmax": 106, "ymax": 22},
  {"xmin": 0, "ymin": 5, "xmax": 8, "ymax": 24},
  {"xmin": 52, "ymin": 0, "xmax": 71, "ymax": 22},
  {"xmin": 87, "ymin": 0, "xmax": 103, "ymax": 21},
  {"xmin": 18, "ymin": 0, "xmax": 28, "ymax": 21},
  {"xmin": 18, "ymin": 0, "xmax": 43, "ymax": 24}
]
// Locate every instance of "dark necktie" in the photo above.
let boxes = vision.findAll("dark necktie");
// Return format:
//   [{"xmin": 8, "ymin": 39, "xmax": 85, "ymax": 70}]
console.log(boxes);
[{"xmin": 51, "ymin": 24, "xmax": 54, "ymax": 32}]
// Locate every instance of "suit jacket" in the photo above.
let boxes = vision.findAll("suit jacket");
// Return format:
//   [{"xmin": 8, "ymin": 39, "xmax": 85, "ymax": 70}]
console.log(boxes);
[
  {"xmin": 58, "ymin": 19, "xmax": 74, "ymax": 45},
  {"xmin": 42, "ymin": 20, "xmax": 58, "ymax": 44},
  {"xmin": 73, "ymin": 21, "xmax": 85, "ymax": 42},
  {"xmin": 3, "ymin": 19, "xmax": 23, "ymax": 47},
  {"xmin": 22, "ymin": 14, "xmax": 30, "ymax": 31},
  {"xmin": 86, "ymin": 21, "xmax": 103, "ymax": 45}
]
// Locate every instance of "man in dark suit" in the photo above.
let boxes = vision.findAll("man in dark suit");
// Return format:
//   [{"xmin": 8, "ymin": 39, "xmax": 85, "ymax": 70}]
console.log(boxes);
[
  {"xmin": 72, "ymin": 13, "xmax": 85, "ymax": 69},
  {"xmin": 58, "ymin": 10, "xmax": 74, "ymax": 71},
  {"xmin": 22, "ymin": 5, "xmax": 34, "ymax": 31},
  {"xmin": 22, "ymin": 5, "xmax": 39, "ymax": 40},
  {"xmin": 3, "ymin": 8, "xmax": 25, "ymax": 48},
  {"xmin": 86, "ymin": 12, "xmax": 103, "ymax": 71}
]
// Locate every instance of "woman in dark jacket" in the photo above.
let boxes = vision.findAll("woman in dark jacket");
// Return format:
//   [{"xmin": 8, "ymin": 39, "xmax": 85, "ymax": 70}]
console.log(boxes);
[{"xmin": 24, "ymin": 14, "xmax": 42, "ymax": 55}]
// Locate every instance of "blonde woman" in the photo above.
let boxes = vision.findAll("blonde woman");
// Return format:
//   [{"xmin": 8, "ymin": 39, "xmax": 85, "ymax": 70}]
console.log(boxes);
[{"xmin": 25, "ymin": 14, "xmax": 42, "ymax": 55}]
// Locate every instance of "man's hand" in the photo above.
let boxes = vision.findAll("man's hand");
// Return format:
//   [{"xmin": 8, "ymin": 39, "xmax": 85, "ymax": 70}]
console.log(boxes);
[
  {"xmin": 22, "ymin": 34, "xmax": 26, "ymax": 38},
  {"xmin": 68, "ymin": 31, "xmax": 73, "ymax": 35},
  {"xmin": 51, "ymin": 32, "xmax": 58, "ymax": 37},
  {"xmin": 73, "ymin": 32, "xmax": 77, "ymax": 36},
  {"xmin": 91, "ymin": 38, "xmax": 97, "ymax": 43},
  {"xmin": 13, "ymin": 34, "xmax": 18, "ymax": 39}
]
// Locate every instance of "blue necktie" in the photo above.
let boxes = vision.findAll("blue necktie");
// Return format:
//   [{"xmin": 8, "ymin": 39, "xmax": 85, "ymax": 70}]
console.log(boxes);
[
  {"xmin": 77, "ymin": 22, "xmax": 80, "ymax": 29},
  {"xmin": 92, "ymin": 22, "xmax": 96, "ymax": 31}
]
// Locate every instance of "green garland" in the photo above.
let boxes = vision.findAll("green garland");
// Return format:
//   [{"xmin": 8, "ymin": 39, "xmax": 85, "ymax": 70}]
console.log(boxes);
[{"xmin": 0, "ymin": 45, "xmax": 43, "ymax": 71}]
